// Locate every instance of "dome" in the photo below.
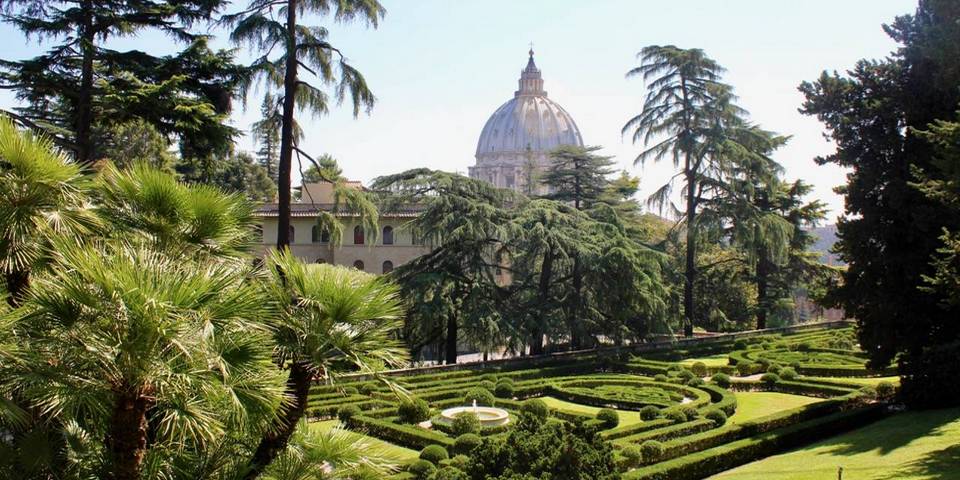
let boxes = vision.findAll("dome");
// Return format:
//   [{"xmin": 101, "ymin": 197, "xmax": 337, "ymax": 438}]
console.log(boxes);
[{"xmin": 474, "ymin": 50, "xmax": 583, "ymax": 163}]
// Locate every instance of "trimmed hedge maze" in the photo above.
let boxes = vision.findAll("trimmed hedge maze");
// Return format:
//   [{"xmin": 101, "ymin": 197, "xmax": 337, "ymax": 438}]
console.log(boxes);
[{"xmin": 307, "ymin": 326, "xmax": 897, "ymax": 479}]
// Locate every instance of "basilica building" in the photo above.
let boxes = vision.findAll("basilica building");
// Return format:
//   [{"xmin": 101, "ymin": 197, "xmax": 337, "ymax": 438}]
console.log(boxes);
[{"xmin": 469, "ymin": 49, "xmax": 585, "ymax": 194}]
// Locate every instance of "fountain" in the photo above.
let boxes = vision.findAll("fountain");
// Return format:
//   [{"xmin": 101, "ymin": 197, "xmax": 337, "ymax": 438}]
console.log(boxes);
[{"xmin": 438, "ymin": 399, "xmax": 510, "ymax": 427}]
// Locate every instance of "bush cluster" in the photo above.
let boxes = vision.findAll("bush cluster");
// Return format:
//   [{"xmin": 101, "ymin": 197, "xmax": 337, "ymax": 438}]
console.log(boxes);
[
  {"xmin": 420, "ymin": 444, "xmax": 449, "ymax": 464},
  {"xmin": 520, "ymin": 398, "xmax": 550, "ymax": 422},
  {"xmin": 597, "ymin": 408, "xmax": 619, "ymax": 428},
  {"xmin": 453, "ymin": 433, "xmax": 481, "ymax": 455},
  {"xmin": 711, "ymin": 373, "xmax": 731, "ymax": 388},
  {"xmin": 463, "ymin": 387, "xmax": 495, "ymax": 407},
  {"xmin": 494, "ymin": 378, "xmax": 514, "ymax": 398},
  {"xmin": 336, "ymin": 404, "xmax": 361, "ymax": 423},
  {"xmin": 450, "ymin": 412, "xmax": 481, "ymax": 436},
  {"xmin": 639, "ymin": 405, "xmax": 660, "ymax": 421},
  {"xmin": 760, "ymin": 373, "xmax": 781, "ymax": 386},
  {"xmin": 398, "ymin": 397, "xmax": 432, "ymax": 424}
]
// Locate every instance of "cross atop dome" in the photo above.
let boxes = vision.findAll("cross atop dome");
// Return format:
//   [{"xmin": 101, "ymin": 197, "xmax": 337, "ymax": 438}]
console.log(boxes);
[{"xmin": 517, "ymin": 46, "xmax": 545, "ymax": 97}]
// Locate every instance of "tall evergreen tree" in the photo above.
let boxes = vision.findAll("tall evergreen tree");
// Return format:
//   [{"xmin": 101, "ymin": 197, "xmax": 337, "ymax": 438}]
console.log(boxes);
[
  {"xmin": 227, "ymin": 0, "xmax": 383, "ymax": 251},
  {"xmin": 800, "ymin": 0, "xmax": 960, "ymax": 407},
  {"xmin": 0, "ymin": 1, "xmax": 230, "ymax": 166}
]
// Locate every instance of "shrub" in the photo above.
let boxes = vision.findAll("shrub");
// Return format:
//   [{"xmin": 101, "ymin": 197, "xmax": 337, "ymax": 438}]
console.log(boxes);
[
  {"xmin": 736, "ymin": 362, "xmax": 755, "ymax": 376},
  {"xmin": 767, "ymin": 364, "xmax": 782, "ymax": 375},
  {"xmin": 756, "ymin": 357, "xmax": 772, "ymax": 370},
  {"xmin": 653, "ymin": 374, "xmax": 668, "ymax": 382},
  {"xmin": 668, "ymin": 364, "xmax": 683, "ymax": 373},
  {"xmin": 876, "ymin": 381, "xmax": 896, "ymax": 401},
  {"xmin": 665, "ymin": 409, "xmax": 687, "ymax": 424},
  {"xmin": 639, "ymin": 405, "xmax": 660, "ymax": 421},
  {"xmin": 677, "ymin": 369, "xmax": 696, "ymax": 382},
  {"xmin": 342, "ymin": 386, "xmax": 359, "ymax": 396},
  {"xmin": 479, "ymin": 380, "xmax": 496, "ymax": 392},
  {"xmin": 790, "ymin": 361, "xmax": 802, "ymax": 370},
  {"xmin": 336, "ymin": 404, "xmax": 361, "ymax": 423},
  {"xmin": 409, "ymin": 459, "xmax": 436, "ymax": 479},
  {"xmin": 494, "ymin": 380, "xmax": 514, "ymax": 398},
  {"xmin": 686, "ymin": 377, "xmax": 704, "ymax": 387},
  {"xmin": 705, "ymin": 409, "xmax": 727, "ymax": 427},
  {"xmin": 463, "ymin": 387, "xmax": 495, "ymax": 407},
  {"xmin": 453, "ymin": 433, "xmax": 482, "ymax": 455},
  {"xmin": 733, "ymin": 340, "xmax": 748, "ymax": 350},
  {"xmin": 798, "ymin": 341, "xmax": 813, "ymax": 351},
  {"xmin": 858, "ymin": 386, "xmax": 878, "ymax": 401},
  {"xmin": 520, "ymin": 398, "xmax": 550, "ymax": 422},
  {"xmin": 480, "ymin": 373, "xmax": 497, "ymax": 383},
  {"xmin": 358, "ymin": 382, "xmax": 377, "ymax": 395},
  {"xmin": 450, "ymin": 412, "xmax": 481, "ymax": 436},
  {"xmin": 711, "ymin": 373, "xmax": 731, "ymax": 388},
  {"xmin": 780, "ymin": 367, "xmax": 798, "ymax": 381},
  {"xmin": 760, "ymin": 373, "xmax": 780, "ymax": 386},
  {"xmin": 420, "ymin": 444, "xmax": 449, "ymax": 464},
  {"xmin": 690, "ymin": 362, "xmax": 708, "ymax": 377},
  {"xmin": 597, "ymin": 408, "xmax": 619, "ymax": 428},
  {"xmin": 640, "ymin": 440, "xmax": 664, "ymax": 463},
  {"xmin": 398, "ymin": 397, "xmax": 432, "ymax": 424},
  {"xmin": 448, "ymin": 454, "xmax": 470, "ymax": 471},
  {"xmin": 429, "ymin": 466, "xmax": 468, "ymax": 480},
  {"xmin": 679, "ymin": 405, "xmax": 699, "ymax": 420},
  {"xmin": 622, "ymin": 445, "xmax": 642, "ymax": 468}
]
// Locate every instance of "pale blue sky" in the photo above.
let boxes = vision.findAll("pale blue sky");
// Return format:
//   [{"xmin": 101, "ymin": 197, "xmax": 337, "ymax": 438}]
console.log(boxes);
[{"xmin": 0, "ymin": 0, "xmax": 918, "ymax": 218}]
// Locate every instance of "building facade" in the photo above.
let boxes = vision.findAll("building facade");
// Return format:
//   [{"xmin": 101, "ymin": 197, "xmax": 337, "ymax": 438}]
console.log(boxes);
[
  {"xmin": 254, "ymin": 181, "xmax": 428, "ymax": 273},
  {"xmin": 469, "ymin": 49, "xmax": 584, "ymax": 194}
]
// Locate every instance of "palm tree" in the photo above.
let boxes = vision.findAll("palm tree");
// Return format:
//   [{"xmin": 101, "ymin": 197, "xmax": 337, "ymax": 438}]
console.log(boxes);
[
  {"xmin": 622, "ymin": 46, "xmax": 737, "ymax": 337},
  {"xmin": 261, "ymin": 420, "xmax": 397, "ymax": 480},
  {"xmin": 245, "ymin": 250, "xmax": 407, "ymax": 479},
  {"xmin": 12, "ymin": 241, "xmax": 285, "ymax": 480},
  {"xmin": 0, "ymin": 115, "xmax": 99, "ymax": 307},
  {"xmin": 227, "ymin": 0, "xmax": 384, "ymax": 250}
]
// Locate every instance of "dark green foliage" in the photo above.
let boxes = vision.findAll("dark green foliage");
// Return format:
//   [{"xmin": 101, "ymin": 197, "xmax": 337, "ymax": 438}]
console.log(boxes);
[
  {"xmin": 799, "ymin": 0, "xmax": 960, "ymax": 407},
  {"xmin": 677, "ymin": 370, "xmax": 695, "ymax": 382},
  {"xmin": 453, "ymin": 433, "xmax": 482, "ymax": 455},
  {"xmin": 640, "ymin": 440, "xmax": 664, "ymax": 463},
  {"xmin": 463, "ymin": 388, "xmax": 495, "ymax": 407},
  {"xmin": 409, "ymin": 459, "xmax": 437, "ymax": 479},
  {"xmin": 479, "ymin": 380, "xmax": 496, "ymax": 392},
  {"xmin": 206, "ymin": 151, "xmax": 277, "ymax": 202},
  {"xmin": 398, "ymin": 398, "xmax": 432, "ymax": 424},
  {"xmin": 679, "ymin": 406, "xmax": 699, "ymax": 420},
  {"xmin": 494, "ymin": 380, "xmax": 515, "ymax": 399},
  {"xmin": 597, "ymin": 408, "xmax": 620, "ymax": 428},
  {"xmin": 690, "ymin": 362, "xmax": 708, "ymax": 377},
  {"xmin": 711, "ymin": 373, "xmax": 731, "ymax": 388},
  {"xmin": 337, "ymin": 405, "xmax": 361, "ymax": 423},
  {"xmin": 767, "ymin": 364, "xmax": 782, "ymax": 375},
  {"xmin": 342, "ymin": 386, "xmax": 359, "ymax": 396},
  {"xmin": 520, "ymin": 399, "xmax": 550, "ymax": 422},
  {"xmin": 779, "ymin": 367, "xmax": 798, "ymax": 381},
  {"xmin": 705, "ymin": 409, "xmax": 728, "ymax": 427},
  {"xmin": 622, "ymin": 445, "xmax": 643, "ymax": 468},
  {"xmin": 359, "ymin": 383, "xmax": 377, "ymax": 395},
  {"xmin": 685, "ymin": 377, "xmax": 704, "ymax": 387},
  {"xmin": 639, "ymin": 406, "xmax": 661, "ymax": 421},
  {"xmin": 876, "ymin": 381, "xmax": 897, "ymax": 401},
  {"xmin": 450, "ymin": 412, "xmax": 482, "ymax": 436},
  {"xmin": 760, "ymin": 373, "xmax": 780, "ymax": 386},
  {"xmin": 734, "ymin": 340, "xmax": 748, "ymax": 350},
  {"xmin": 899, "ymin": 340, "xmax": 960, "ymax": 408},
  {"xmin": 420, "ymin": 444, "xmax": 450, "ymax": 464},
  {"xmin": 665, "ymin": 409, "xmax": 687, "ymax": 424},
  {"xmin": 429, "ymin": 466, "xmax": 469, "ymax": 480},
  {"xmin": 653, "ymin": 374, "xmax": 669, "ymax": 382},
  {"xmin": 736, "ymin": 362, "xmax": 755, "ymax": 376}
]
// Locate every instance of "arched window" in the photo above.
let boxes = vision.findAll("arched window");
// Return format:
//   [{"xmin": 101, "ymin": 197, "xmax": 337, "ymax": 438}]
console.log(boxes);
[
  {"xmin": 311, "ymin": 225, "xmax": 330, "ymax": 244},
  {"xmin": 315, "ymin": 258, "xmax": 326, "ymax": 264},
  {"xmin": 288, "ymin": 225, "xmax": 295, "ymax": 244},
  {"xmin": 321, "ymin": 229, "xmax": 330, "ymax": 243},
  {"xmin": 353, "ymin": 260, "xmax": 364, "ymax": 271},
  {"xmin": 353, "ymin": 225, "xmax": 364, "ymax": 245},
  {"xmin": 382, "ymin": 260, "xmax": 394, "ymax": 274},
  {"xmin": 382, "ymin": 226, "xmax": 394, "ymax": 245}
]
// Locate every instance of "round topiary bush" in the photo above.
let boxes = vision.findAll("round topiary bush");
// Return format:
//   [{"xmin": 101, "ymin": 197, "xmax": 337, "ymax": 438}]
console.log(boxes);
[
  {"xmin": 679, "ymin": 405, "xmax": 698, "ymax": 420},
  {"xmin": 756, "ymin": 357, "xmax": 772, "ymax": 370},
  {"xmin": 665, "ymin": 409, "xmax": 687, "ymax": 424},
  {"xmin": 685, "ymin": 377, "xmax": 704, "ymax": 387},
  {"xmin": 398, "ymin": 397, "xmax": 432, "ymax": 424},
  {"xmin": 690, "ymin": 362, "xmax": 708, "ymax": 377},
  {"xmin": 336, "ymin": 404, "xmax": 361, "ymax": 423},
  {"xmin": 520, "ymin": 398, "xmax": 550, "ymax": 422},
  {"xmin": 358, "ymin": 382, "xmax": 377, "ymax": 395},
  {"xmin": 597, "ymin": 408, "xmax": 619, "ymax": 428},
  {"xmin": 639, "ymin": 405, "xmax": 660, "ymax": 421},
  {"xmin": 705, "ymin": 409, "xmax": 727, "ymax": 426},
  {"xmin": 677, "ymin": 369, "xmax": 696, "ymax": 381},
  {"xmin": 621, "ymin": 445, "xmax": 642, "ymax": 468},
  {"xmin": 653, "ymin": 374, "xmax": 668, "ymax": 382},
  {"xmin": 479, "ymin": 380, "xmax": 496, "ymax": 392},
  {"xmin": 760, "ymin": 372, "xmax": 780, "ymax": 386},
  {"xmin": 409, "ymin": 459, "xmax": 436, "ymax": 479},
  {"xmin": 779, "ymin": 367, "xmax": 798, "ymax": 381},
  {"xmin": 447, "ymin": 454, "xmax": 470, "ymax": 471},
  {"xmin": 450, "ymin": 412, "xmax": 481, "ymax": 436},
  {"xmin": 494, "ymin": 379, "xmax": 514, "ymax": 398},
  {"xmin": 711, "ymin": 372, "xmax": 731, "ymax": 388},
  {"xmin": 668, "ymin": 364, "xmax": 683, "ymax": 373},
  {"xmin": 790, "ymin": 361, "xmax": 802, "ymax": 370},
  {"xmin": 767, "ymin": 364, "xmax": 782, "ymax": 375},
  {"xmin": 453, "ymin": 433, "xmax": 482, "ymax": 455},
  {"xmin": 640, "ymin": 440, "xmax": 664, "ymax": 463},
  {"xmin": 876, "ymin": 381, "xmax": 896, "ymax": 401},
  {"xmin": 736, "ymin": 362, "xmax": 755, "ymax": 376},
  {"xmin": 733, "ymin": 339, "xmax": 748, "ymax": 350},
  {"xmin": 858, "ymin": 385, "xmax": 878, "ymax": 402},
  {"xmin": 463, "ymin": 387, "xmax": 495, "ymax": 407},
  {"xmin": 797, "ymin": 342, "xmax": 813, "ymax": 352},
  {"xmin": 429, "ymin": 466, "xmax": 468, "ymax": 480},
  {"xmin": 480, "ymin": 373, "xmax": 497, "ymax": 383},
  {"xmin": 342, "ymin": 386, "xmax": 359, "ymax": 396},
  {"xmin": 420, "ymin": 444, "xmax": 449, "ymax": 464}
]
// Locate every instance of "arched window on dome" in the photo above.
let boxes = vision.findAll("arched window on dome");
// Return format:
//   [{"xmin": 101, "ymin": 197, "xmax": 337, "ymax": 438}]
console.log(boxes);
[
  {"xmin": 382, "ymin": 226, "xmax": 394, "ymax": 245},
  {"xmin": 353, "ymin": 225, "xmax": 364, "ymax": 245},
  {"xmin": 382, "ymin": 261, "xmax": 394, "ymax": 274},
  {"xmin": 353, "ymin": 260, "xmax": 364, "ymax": 271}
]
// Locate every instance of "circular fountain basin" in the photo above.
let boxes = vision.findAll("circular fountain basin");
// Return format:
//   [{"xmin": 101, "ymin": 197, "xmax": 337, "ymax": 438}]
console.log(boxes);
[{"xmin": 439, "ymin": 406, "xmax": 510, "ymax": 427}]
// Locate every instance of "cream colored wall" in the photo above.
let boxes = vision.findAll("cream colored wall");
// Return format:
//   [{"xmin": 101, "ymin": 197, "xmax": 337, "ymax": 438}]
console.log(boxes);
[{"xmin": 257, "ymin": 216, "xmax": 429, "ymax": 274}]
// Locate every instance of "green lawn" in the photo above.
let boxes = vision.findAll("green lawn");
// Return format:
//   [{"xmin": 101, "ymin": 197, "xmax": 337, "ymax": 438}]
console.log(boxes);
[
  {"xmin": 539, "ymin": 396, "xmax": 643, "ymax": 427},
  {"xmin": 309, "ymin": 420, "xmax": 419, "ymax": 462},
  {"xmin": 709, "ymin": 407, "xmax": 960, "ymax": 479},
  {"xmin": 679, "ymin": 353, "xmax": 731, "ymax": 368},
  {"xmin": 729, "ymin": 392, "xmax": 823, "ymax": 424}
]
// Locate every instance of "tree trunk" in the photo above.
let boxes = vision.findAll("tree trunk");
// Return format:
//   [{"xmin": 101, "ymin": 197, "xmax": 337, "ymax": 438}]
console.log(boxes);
[
  {"xmin": 75, "ymin": 0, "xmax": 96, "ymax": 166},
  {"xmin": 4, "ymin": 268, "xmax": 29, "ymax": 308},
  {"xmin": 244, "ymin": 362, "xmax": 312, "ymax": 480},
  {"xmin": 106, "ymin": 389, "xmax": 152, "ymax": 480},
  {"xmin": 445, "ymin": 313, "xmax": 458, "ymax": 364},
  {"xmin": 530, "ymin": 249, "xmax": 554, "ymax": 355},
  {"xmin": 275, "ymin": 0, "xmax": 298, "ymax": 251},
  {"xmin": 570, "ymin": 255, "xmax": 582, "ymax": 350},
  {"xmin": 756, "ymin": 251, "xmax": 770, "ymax": 330},
  {"xmin": 683, "ymin": 171, "xmax": 697, "ymax": 338}
]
